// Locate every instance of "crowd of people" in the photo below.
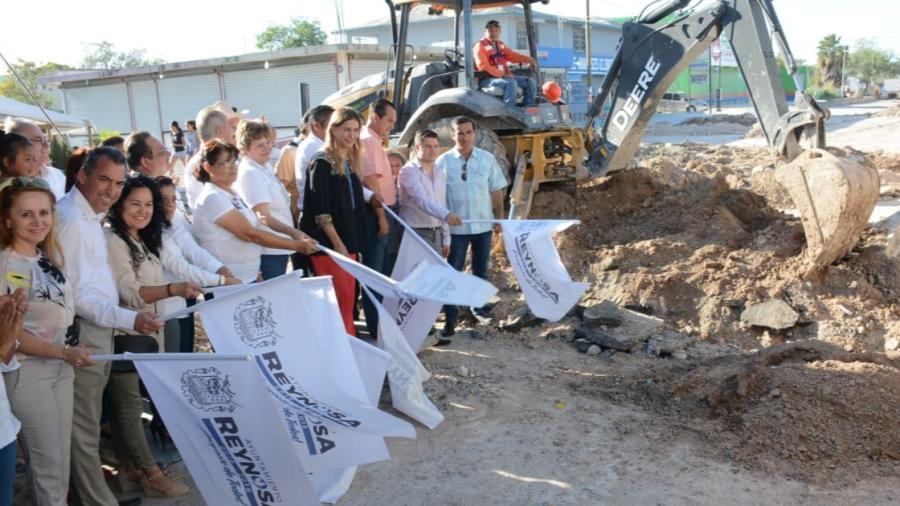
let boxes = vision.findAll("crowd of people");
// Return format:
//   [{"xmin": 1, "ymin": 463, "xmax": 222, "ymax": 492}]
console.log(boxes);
[{"xmin": 0, "ymin": 86, "xmax": 508, "ymax": 504}]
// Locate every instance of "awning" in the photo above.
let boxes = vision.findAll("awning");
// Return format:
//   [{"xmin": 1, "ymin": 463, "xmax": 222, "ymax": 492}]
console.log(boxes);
[{"xmin": 0, "ymin": 96, "xmax": 92, "ymax": 132}]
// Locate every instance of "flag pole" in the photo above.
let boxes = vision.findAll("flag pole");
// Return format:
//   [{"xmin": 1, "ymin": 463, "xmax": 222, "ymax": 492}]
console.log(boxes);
[{"xmin": 91, "ymin": 353, "xmax": 252, "ymax": 362}]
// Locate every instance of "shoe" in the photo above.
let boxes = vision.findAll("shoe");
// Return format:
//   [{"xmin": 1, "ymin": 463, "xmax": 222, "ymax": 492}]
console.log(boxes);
[
  {"xmin": 142, "ymin": 472, "xmax": 189, "ymax": 498},
  {"xmin": 441, "ymin": 323, "xmax": 456, "ymax": 338},
  {"xmin": 118, "ymin": 498, "xmax": 142, "ymax": 506},
  {"xmin": 473, "ymin": 307, "xmax": 492, "ymax": 323},
  {"xmin": 433, "ymin": 336, "xmax": 452, "ymax": 347}
]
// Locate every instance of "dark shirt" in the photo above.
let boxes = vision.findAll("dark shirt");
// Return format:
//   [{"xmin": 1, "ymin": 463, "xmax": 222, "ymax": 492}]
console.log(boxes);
[
  {"xmin": 299, "ymin": 154, "xmax": 367, "ymax": 254},
  {"xmin": 172, "ymin": 131, "xmax": 185, "ymax": 152}
]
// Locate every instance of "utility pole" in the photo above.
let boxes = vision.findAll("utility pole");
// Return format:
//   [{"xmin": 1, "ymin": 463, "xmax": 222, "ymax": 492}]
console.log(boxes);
[
  {"xmin": 841, "ymin": 46, "xmax": 848, "ymax": 97},
  {"xmin": 585, "ymin": 0, "xmax": 592, "ymax": 104},
  {"xmin": 707, "ymin": 46, "xmax": 712, "ymax": 115}
]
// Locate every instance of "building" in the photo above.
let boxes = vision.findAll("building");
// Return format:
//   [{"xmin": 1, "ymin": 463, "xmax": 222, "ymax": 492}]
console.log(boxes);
[
  {"xmin": 40, "ymin": 44, "xmax": 444, "ymax": 145},
  {"xmin": 344, "ymin": 5, "xmax": 623, "ymax": 120}
]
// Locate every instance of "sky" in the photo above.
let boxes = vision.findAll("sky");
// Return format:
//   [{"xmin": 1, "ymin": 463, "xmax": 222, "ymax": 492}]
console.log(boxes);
[{"xmin": 1, "ymin": 0, "xmax": 899, "ymax": 72}]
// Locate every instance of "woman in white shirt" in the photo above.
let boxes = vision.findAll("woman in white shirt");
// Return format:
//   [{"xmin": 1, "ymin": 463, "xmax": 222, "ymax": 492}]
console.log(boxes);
[
  {"xmin": 0, "ymin": 176, "xmax": 93, "ymax": 505},
  {"xmin": 156, "ymin": 176, "xmax": 241, "ymax": 352},
  {"xmin": 192, "ymin": 140, "xmax": 317, "ymax": 283},
  {"xmin": 235, "ymin": 120, "xmax": 313, "ymax": 280},
  {"xmin": 0, "ymin": 288, "xmax": 24, "ymax": 506}
]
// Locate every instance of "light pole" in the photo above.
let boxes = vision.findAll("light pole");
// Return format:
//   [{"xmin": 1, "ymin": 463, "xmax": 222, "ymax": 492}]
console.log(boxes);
[{"xmin": 585, "ymin": 0, "xmax": 592, "ymax": 104}]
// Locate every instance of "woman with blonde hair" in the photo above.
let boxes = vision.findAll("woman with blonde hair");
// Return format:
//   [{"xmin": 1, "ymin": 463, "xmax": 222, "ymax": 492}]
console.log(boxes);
[
  {"xmin": 299, "ymin": 107, "xmax": 370, "ymax": 335},
  {"xmin": 0, "ymin": 176, "xmax": 94, "ymax": 505}
]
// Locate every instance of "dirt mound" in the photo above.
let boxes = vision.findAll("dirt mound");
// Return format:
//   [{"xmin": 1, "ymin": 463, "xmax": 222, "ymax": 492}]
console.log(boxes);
[
  {"xmin": 678, "ymin": 112, "xmax": 758, "ymax": 127},
  {"xmin": 573, "ymin": 341, "xmax": 900, "ymax": 483},
  {"xmin": 873, "ymin": 103, "xmax": 900, "ymax": 117},
  {"xmin": 515, "ymin": 144, "xmax": 900, "ymax": 351}
]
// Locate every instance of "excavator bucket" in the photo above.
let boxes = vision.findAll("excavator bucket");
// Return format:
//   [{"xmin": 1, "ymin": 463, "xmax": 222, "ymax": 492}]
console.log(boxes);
[{"xmin": 775, "ymin": 149, "xmax": 880, "ymax": 274}]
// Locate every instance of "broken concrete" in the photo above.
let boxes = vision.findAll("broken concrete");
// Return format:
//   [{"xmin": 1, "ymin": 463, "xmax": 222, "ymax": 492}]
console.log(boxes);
[
  {"xmin": 740, "ymin": 299, "xmax": 799, "ymax": 330},
  {"xmin": 581, "ymin": 301, "xmax": 665, "ymax": 351}
]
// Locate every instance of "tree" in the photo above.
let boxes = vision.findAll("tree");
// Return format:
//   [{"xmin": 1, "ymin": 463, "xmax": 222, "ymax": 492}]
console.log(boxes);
[
  {"xmin": 848, "ymin": 39, "xmax": 900, "ymax": 90},
  {"xmin": 0, "ymin": 59, "xmax": 72, "ymax": 109},
  {"xmin": 816, "ymin": 34, "xmax": 846, "ymax": 88},
  {"xmin": 256, "ymin": 18, "xmax": 327, "ymax": 51},
  {"xmin": 80, "ymin": 41, "xmax": 163, "ymax": 70}
]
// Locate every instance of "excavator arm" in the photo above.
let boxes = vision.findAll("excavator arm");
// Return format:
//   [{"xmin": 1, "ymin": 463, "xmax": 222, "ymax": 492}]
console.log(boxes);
[
  {"xmin": 582, "ymin": 0, "xmax": 878, "ymax": 275},
  {"xmin": 585, "ymin": 0, "xmax": 826, "ymax": 176}
]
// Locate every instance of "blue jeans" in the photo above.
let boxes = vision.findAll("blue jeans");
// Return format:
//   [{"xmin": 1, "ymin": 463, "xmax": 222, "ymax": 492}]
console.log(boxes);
[
  {"xmin": 0, "ymin": 440, "xmax": 15, "ymax": 506},
  {"xmin": 480, "ymin": 76, "xmax": 537, "ymax": 106},
  {"xmin": 444, "ymin": 231, "xmax": 493, "ymax": 326},
  {"xmin": 260, "ymin": 254, "xmax": 290, "ymax": 281},
  {"xmin": 361, "ymin": 208, "xmax": 393, "ymax": 338}
]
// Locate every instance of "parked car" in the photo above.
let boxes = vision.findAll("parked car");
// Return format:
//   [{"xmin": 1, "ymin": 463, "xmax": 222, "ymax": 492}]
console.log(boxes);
[{"xmin": 658, "ymin": 92, "xmax": 708, "ymax": 112}]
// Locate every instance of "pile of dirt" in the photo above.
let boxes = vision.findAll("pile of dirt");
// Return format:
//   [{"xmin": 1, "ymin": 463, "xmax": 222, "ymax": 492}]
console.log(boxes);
[
  {"xmin": 511, "ymin": 144, "xmax": 900, "ymax": 351},
  {"xmin": 571, "ymin": 341, "xmax": 900, "ymax": 483},
  {"xmin": 873, "ymin": 103, "xmax": 900, "ymax": 117},
  {"xmin": 678, "ymin": 112, "xmax": 758, "ymax": 127}
]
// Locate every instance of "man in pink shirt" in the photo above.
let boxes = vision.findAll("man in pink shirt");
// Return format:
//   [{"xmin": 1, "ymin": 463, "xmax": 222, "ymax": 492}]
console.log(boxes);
[{"xmin": 360, "ymin": 98, "xmax": 399, "ymax": 338}]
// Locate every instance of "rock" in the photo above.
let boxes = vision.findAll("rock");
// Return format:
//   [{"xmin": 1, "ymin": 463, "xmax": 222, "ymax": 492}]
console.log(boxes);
[
  {"xmin": 646, "ymin": 330, "xmax": 694, "ymax": 357},
  {"xmin": 671, "ymin": 350, "xmax": 688, "ymax": 360},
  {"xmin": 582, "ymin": 301, "xmax": 665, "ymax": 351},
  {"xmin": 586, "ymin": 345, "xmax": 602, "ymax": 356},
  {"xmin": 740, "ymin": 299, "xmax": 799, "ymax": 330},
  {"xmin": 885, "ymin": 338, "xmax": 900, "ymax": 352},
  {"xmin": 458, "ymin": 366, "xmax": 469, "ymax": 377},
  {"xmin": 470, "ymin": 328, "xmax": 487, "ymax": 340},
  {"xmin": 583, "ymin": 300, "xmax": 625, "ymax": 328},
  {"xmin": 499, "ymin": 306, "xmax": 543, "ymax": 332},
  {"xmin": 573, "ymin": 338, "xmax": 593, "ymax": 353},
  {"xmin": 598, "ymin": 257, "xmax": 620, "ymax": 271}
]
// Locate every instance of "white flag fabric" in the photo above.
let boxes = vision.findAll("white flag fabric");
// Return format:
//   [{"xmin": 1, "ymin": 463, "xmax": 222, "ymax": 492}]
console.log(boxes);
[
  {"xmin": 192, "ymin": 273, "xmax": 414, "ymax": 476},
  {"xmin": 365, "ymin": 286, "xmax": 444, "ymax": 429},
  {"xmin": 500, "ymin": 220, "xmax": 589, "ymax": 321},
  {"xmin": 383, "ymin": 232, "xmax": 444, "ymax": 351},
  {"xmin": 319, "ymin": 245, "xmax": 497, "ymax": 308},
  {"xmin": 133, "ymin": 354, "xmax": 319, "ymax": 506}
]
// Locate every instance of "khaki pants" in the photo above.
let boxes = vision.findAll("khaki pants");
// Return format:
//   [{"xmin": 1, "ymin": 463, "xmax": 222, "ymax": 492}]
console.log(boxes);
[
  {"xmin": 5, "ymin": 359, "xmax": 74, "ymax": 506},
  {"xmin": 107, "ymin": 372, "xmax": 156, "ymax": 469},
  {"xmin": 69, "ymin": 319, "xmax": 117, "ymax": 506}
]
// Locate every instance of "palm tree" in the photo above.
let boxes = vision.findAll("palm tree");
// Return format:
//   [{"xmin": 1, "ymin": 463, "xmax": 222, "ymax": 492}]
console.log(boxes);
[{"xmin": 817, "ymin": 34, "xmax": 845, "ymax": 88}]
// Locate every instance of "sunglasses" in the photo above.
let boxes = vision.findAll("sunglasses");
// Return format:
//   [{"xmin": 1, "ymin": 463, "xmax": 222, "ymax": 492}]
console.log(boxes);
[
  {"xmin": 0, "ymin": 176, "xmax": 50, "ymax": 193},
  {"xmin": 461, "ymin": 162, "xmax": 468, "ymax": 182}
]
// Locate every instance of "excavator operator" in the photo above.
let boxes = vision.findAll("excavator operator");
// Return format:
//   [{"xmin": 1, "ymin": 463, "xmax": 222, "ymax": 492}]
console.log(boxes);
[{"xmin": 474, "ymin": 20, "xmax": 538, "ymax": 107}]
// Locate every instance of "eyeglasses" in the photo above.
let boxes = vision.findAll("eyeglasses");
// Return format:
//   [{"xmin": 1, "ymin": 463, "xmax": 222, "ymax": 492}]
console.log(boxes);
[
  {"xmin": 213, "ymin": 159, "xmax": 238, "ymax": 168},
  {"xmin": 461, "ymin": 162, "xmax": 468, "ymax": 182},
  {"xmin": 160, "ymin": 196, "xmax": 178, "ymax": 204},
  {"xmin": 27, "ymin": 136, "xmax": 49, "ymax": 148},
  {"xmin": 0, "ymin": 176, "xmax": 51, "ymax": 193}
]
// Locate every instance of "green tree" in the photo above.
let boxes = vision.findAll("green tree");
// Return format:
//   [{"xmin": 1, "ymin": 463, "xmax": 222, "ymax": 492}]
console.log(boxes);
[
  {"xmin": 816, "ymin": 34, "xmax": 846, "ymax": 88},
  {"xmin": 256, "ymin": 18, "xmax": 327, "ymax": 51},
  {"xmin": 80, "ymin": 41, "xmax": 163, "ymax": 70},
  {"xmin": 848, "ymin": 39, "xmax": 900, "ymax": 90},
  {"xmin": 0, "ymin": 60, "xmax": 72, "ymax": 108}
]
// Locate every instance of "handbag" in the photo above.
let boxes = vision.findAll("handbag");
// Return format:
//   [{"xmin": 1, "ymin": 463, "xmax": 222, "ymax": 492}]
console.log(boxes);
[{"xmin": 111, "ymin": 334, "xmax": 159, "ymax": 373}]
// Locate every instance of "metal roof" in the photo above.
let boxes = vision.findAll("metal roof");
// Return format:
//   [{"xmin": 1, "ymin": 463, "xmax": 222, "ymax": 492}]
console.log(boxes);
[{"xmin": 393, "ymin": 0, "xmax": 547, "ymax": 7}]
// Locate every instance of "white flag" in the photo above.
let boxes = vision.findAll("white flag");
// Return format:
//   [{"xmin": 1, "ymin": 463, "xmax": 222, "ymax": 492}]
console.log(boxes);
[
  {"xmin": 192, "ymin": 273, "xmax": 414, "ymax": 475},
  {"xmin": 383, "ymin": 232, "xmax": 444, "ymax": 351},
  {"xmin": 134, "ymin": 355, "xmax": 319, "ymax": 506},
  {"xmin": 319, "ymin": 245, "xmax": 497, "ymax": 308},
  {"xmin": 365, "ymin": 286, "xmax": 444, "ymax": 429},
  {"xmin": 500, "ymin": 220, "xmax": 589, "ymax": 321}
]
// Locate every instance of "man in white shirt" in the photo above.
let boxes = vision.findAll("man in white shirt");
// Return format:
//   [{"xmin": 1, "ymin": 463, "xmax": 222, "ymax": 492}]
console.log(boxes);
[
  {"xmin": 294, "ymin": 105, "xmax": 334, "ymax": 212},
  {"xmin": 3, "ymin": 118, "xmax": 66, "ymax": 200},
  {"xmin": 184, "ymin": 103, "xmax": 240, "ymax": 209},
  {"xmin": 124, "ymin": 130, "xmax": 171, "ymax": 178},
  {"xmin": 57, "ymin": 147, "xmax": 163, "ymax": 506}
]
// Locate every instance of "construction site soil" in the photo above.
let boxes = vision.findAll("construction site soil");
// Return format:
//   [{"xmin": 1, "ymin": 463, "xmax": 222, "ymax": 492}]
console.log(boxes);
[{"xmin": 477, "ymin": 141, "xmax": 900, "ymax": 486}]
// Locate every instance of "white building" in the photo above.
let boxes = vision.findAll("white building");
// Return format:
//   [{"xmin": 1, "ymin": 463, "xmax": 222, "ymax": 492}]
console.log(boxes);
[{"xmin": 40, "ymin": 44, "xmax": 443, "ymax": 144}]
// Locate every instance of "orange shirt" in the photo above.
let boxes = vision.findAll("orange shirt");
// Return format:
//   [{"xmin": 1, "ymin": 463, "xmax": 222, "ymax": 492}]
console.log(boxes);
[{"xmin": 473, "ymin": 36, "xmax": 532, "ymax": 78}]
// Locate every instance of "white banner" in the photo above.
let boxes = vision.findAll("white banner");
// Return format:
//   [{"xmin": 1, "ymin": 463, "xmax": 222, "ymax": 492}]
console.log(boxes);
[
  {"xmin": 500, "ymin": 220, "xmax": 589, "ymax": 321},
  {"xmin": 319, "ymin": 245, "xmax": 497, "ymax": 308},
  {"xmin": 193, "ymin": 273, "xmax": 414, "ymax": 476},
  {"xmin": 365, "ymin": 286, "xmax": 444, "ymax": 429},
  {"xmin": 383, "ymin": 231, "xmax": 444, "ymax": 351},
  {"xmin": 133, "ymin": 354, "xmax": 319, "ymax": 506}
]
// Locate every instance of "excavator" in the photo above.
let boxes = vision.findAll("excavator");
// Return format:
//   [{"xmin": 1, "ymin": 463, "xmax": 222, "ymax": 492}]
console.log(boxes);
[{"xmin": 323, "ymin": 0, "xmax": 879, "ymax": 274}]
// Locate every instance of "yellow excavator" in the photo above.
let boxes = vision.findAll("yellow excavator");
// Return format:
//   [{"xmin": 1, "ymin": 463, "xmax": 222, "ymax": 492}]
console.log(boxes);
[{"xmin": 323, "ymin": 0, "xmax": 879, "ymax": 274}]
